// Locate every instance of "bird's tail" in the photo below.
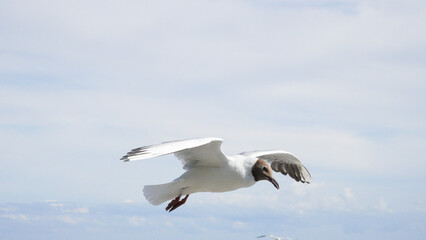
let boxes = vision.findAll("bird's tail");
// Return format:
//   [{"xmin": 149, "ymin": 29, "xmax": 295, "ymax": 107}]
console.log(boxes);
[{"xmin": 143, "ymin": 182, "xmax": 181, "ymax": 205}]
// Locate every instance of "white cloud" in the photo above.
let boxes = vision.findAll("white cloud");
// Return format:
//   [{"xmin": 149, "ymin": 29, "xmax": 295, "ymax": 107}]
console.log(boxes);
[
  {"xmin": 378, "ymin": 196, "xmax": 393, "ymax": 213},
  {"xmin": 66, "ymin": 207, "xmax": 89, "ymax": 214},
  {"xmin": 57, "ymin": 215, "xmax": 81, "ymax": 225},
  {"xmin": 0, "ymin": 207, "xmax": 11, "ymax": 212},
  {"xmin": 44, "ymin": 200, "xmax": 88, "ymax": 213},
  {"xmin": 1, "ymin": 214, "xmax": 30, "ymax": 222},
  {"xmin": 190, "ymin": 180, "xmax": 404, "ymax": 215},
  {"xmin": 0, "ymin": 201, "xmax": 423, "ymax": 240},
  {"xmin": 164, "ymin": 221, "xmax": 174, "ymax": 227},
  {"xmin": 45, "ymin": 200, "xmax": 64, "ymax": 208},
  {"xmin": 232, "ymin": 221, "xmax": 246, "ymax": 230},
  {"xmin": 50, "ymin": 203, "xmax": 64, "ymax": 208},
  {"xmin": 344, "ymin": 187, "xmax": 355, "ymax": 200},
  {"xmin": 129, "ymin": 216, "xmax": 146, "ymax": 226},
  {"xmin": 0, "ymin": 0, "xmax": 425, "ymax": 222}
]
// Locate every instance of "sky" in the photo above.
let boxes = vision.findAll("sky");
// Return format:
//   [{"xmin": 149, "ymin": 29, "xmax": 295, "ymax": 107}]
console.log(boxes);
[{"xmin": 1, "ymin": 0, "xmax": 425, "ymax": 239}]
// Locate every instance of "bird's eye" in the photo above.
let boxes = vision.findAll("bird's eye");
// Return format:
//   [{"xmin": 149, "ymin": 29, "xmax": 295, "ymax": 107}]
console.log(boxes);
[{"xmin": 262, "ymin": 166, "xmax": 268, "ymax": 172}]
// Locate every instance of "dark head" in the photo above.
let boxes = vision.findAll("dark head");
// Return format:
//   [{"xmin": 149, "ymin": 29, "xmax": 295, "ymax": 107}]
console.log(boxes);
[{"xmin": 251, "ymin": 159, "xmax": 279, "ymax": 189}]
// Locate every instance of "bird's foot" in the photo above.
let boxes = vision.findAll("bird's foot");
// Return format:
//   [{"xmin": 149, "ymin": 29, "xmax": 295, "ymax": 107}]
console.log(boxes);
[
  {"xmin": 165, "ymin": 194, "xmax": 189, "ymax": 212},
  {"xmin": 165, "ymin": 196, "xmax": 181, "ymax": 211}
]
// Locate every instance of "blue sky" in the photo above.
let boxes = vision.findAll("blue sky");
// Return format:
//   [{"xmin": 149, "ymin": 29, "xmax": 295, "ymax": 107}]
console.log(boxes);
[{"xmin": 1, "ymin": 0, "xmax": 425, "ymax": 239}]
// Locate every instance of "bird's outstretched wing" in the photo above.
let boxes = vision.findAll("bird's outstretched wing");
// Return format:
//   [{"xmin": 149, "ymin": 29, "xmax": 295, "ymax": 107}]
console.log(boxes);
[
  {"xmin": 242, "ymin": 150, "xmax": 311, "ymax": 183},
  {"xmin": 257, "ymin": 235, "xmax": 281, "ymax": 240},
  {"xmin": 257, "ymin": 234, "xmax": 293, "ymax": 240},
  {"xmin": 120, "ymin": 137, "xmax": 228, "ymax": 169}
]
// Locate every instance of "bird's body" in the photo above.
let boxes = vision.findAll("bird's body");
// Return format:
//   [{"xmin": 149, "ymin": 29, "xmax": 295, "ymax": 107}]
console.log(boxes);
[
  {"xmin": 175, "ymin": 157, "xmax": 257, "ymax": 194},
  {"xmin": 121, "ymin": 137, "xmax": 311, "ymax": 211}
]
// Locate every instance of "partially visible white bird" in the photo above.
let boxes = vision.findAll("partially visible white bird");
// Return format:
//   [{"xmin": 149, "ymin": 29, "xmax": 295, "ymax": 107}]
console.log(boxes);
[
  {"xmin": 257, "ymin": 235, "xmax": 293, "ymax": 240},
  {"xmin": 120, "ymin": 137, "xmax": 311, "ymax": 212}
]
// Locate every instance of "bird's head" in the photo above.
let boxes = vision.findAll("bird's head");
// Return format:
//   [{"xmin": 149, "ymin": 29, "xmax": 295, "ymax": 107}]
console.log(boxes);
[{"xmin": 251, "ymin": 159, "xmax": 279, "ymax": 189}]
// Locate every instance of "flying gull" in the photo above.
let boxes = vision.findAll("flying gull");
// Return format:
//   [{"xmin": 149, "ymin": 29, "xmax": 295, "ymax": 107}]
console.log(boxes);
[
  {"xmin": 257, "ymin": 234, "xmax": 294, "ymax": 240},
  {"xmin": 120, "ymin": 137, "xmax": 311, "ymax": 212}
]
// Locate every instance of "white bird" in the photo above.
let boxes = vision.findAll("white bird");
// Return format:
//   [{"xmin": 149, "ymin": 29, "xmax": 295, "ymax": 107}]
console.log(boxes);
[
  {"xmin": 120, "ymin": 137, "xmax": 311, "ymax": 212},
  {"xmin": 257, "ymin": 235, "xmax": 293, "ymax": 240}
]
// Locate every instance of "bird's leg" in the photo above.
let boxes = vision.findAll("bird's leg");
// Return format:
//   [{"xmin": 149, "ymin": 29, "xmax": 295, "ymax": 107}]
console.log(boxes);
[
  {"xmin": 165, "ymin": 196, "xmax": 181, "ymax": 211},
  {"xmin": 167, "ymin": 194, "xmax": 190, "ymax": 212}
]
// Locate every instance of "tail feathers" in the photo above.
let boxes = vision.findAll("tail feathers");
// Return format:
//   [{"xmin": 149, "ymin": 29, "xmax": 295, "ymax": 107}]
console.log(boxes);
[{"xmin": 143, "ymin": 182, "xmax": 181, "ymax": 205}]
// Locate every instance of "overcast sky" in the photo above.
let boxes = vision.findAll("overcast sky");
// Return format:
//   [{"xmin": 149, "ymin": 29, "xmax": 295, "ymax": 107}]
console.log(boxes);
[{"xmin": 1, "ymin": 0, "xmax": 425, "ymax": 239}]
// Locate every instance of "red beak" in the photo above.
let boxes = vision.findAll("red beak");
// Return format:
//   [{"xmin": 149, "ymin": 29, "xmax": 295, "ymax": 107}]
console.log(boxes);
[{"xmin": 267, "ymin": 176, "xmax": 280, "ymax": 189}]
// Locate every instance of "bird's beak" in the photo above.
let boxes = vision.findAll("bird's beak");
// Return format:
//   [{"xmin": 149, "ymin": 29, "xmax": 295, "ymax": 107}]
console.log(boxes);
[{"xmin": 267, "ymin": 176, "xmax": 280, "ymax": 189}]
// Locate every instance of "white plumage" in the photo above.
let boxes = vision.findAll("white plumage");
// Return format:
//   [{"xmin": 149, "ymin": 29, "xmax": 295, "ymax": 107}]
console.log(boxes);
[
  {"xmin": 120, "ymin": 137, "xmax": 311, "ymax": 211},
  {"xmin": 257, "ymin": 234, "xmax": 294, "ymax": 240}
]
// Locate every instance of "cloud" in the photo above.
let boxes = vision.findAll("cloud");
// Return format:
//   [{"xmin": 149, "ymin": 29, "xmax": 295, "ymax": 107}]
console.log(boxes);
[
  {"xmin": 128, "ymin": 216, "xmax": 146, "ymax": 226},
  {"xmin": 188, "ymin": 181, "xmax": 370, "ymax": 215},
  {"xmin": 56, "ymin": 215, "xmax": 81, "ymax": 225},
  {"xmin": 66, "ymin": 207, "xmax": 89, "ymax": 214},
  {"xmin": 44, "ymin": 200, "xmax": 89, "ymax": 213},
  {"xmin": 50, "ymin": 203, "xmax": 64, "ymax": 208},
  {"xmin": 232, "ymin": 220, "xmax": 246, "ymax": 230},
  {"xmin": 1, "ymin": 214, "xmax": 30, "ymax": 222},
  {"xmin": 344, "ymin": 187, "xmax": 355, "ymax": 200},
  {"xmin": 378, "ymin": 196, "xmax": 393, "ymax": 213},
  {"xmin": 0, "ymin": 201, "xmax": 424, "ymax": 240},
  {"xmin": 0, "ymin": 207, "xmax": 11, "ymax": 212},
  {"xmin": 0, "ymin": 3, "xmax": 425, "ymax": 240}
]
